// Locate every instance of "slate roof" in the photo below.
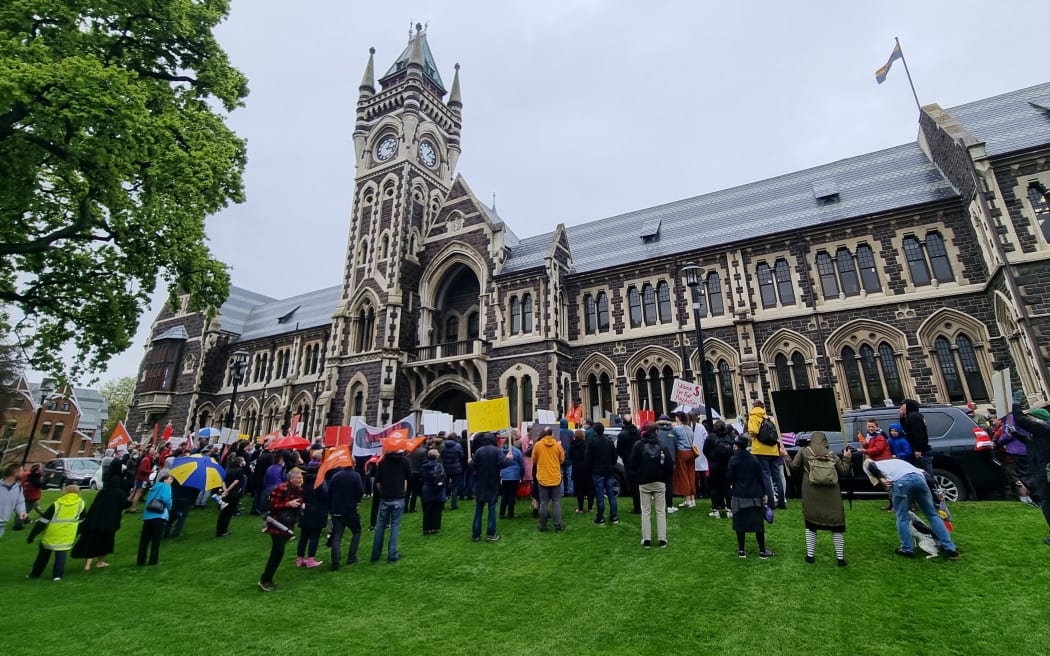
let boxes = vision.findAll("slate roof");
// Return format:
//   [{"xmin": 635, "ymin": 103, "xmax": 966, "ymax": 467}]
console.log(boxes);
[
  {"xmin": 152, "ymin": 325, "xmax": 188, "ymax": 342},
  {"xmin": 945, "ymin": 81, "xmax": 1050, "ymax": 157},
  {"xmin": 500, "ymin": 142, "xmax": 957, "ymax": 274},
  {"xmin": 233, "ymin": 285, "xmax": 342, "ymax": 342},
  {"xmin": 219, "ymin": 286, "xmax": 277, "ymax": 335},
  {"xmin": 380, "ymin": 31, "xmax": 445, "ymax": 92}
]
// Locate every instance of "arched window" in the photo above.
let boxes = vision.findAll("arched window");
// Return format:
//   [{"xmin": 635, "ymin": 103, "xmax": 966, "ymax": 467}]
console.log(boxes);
[
  {"xmin": 598, "ymin": 372, "xmax": 613, "ymax": 419},
  {"xmin": 656, "ymin": 281, "xmax": 672, "ymax": 323},
  {"xmin": 816, "ymin": 252, "xmax": 838, "ymax": 299},
  {"xmin": 856, "ymin": 244, "xmax": 881, "ymax": 293},
  {"xmin": 932, "ymin": 334, "xmax": 989, "ymax": 402},
  {"xmin": 510, "ymin": 296, "xmax": 520, "ymax": 335},
  {"xmin": 756, "ymin": 263, "xmax": 776, "ymax": 308},
  {"xmin": 791, "ymin": 351, "xmax": 810, "ymax": 390},
  {"xmin": 522, "ymin": 294, "xmax": 533, "ymax": 333},
  {"xmin": 381, "ymin": 235, "xmax": 390, "ymax": 259},
  {"xmin": 40, "ymin": 421, "xmax": 52, "ymax": 438},
  {"xmin": 934, "ymin": 337, "xmax": 964, "ymax": 402},
  {"xmin": 522, "ymin": 375, "xmax": 534, "ymax": 422},
  {"xmin": 642, "ymin": 284, "xmax": 657, "ymax": 326},
  {"xmin": 507, "ymin": 376, "xmax": 519, "ymax": 426},
  {"xmin": 355, "ymin": 306, "xmax": 375, "ymax": 352},
  {"xmin": 707, "ymin": 273, "xmax": 724, "ymax": 316},
  {"xmin": 445, "ymin": 316, "xmax": 459, "ymax": 343},
  {"xmin": 467, "ymin": 312, "xmax": 479, "ymax": 340},
  {"xmin": 351, "ymin": 385, "xmax": 365, "ymax": 417},
  {"xmin": 52, "ymin": 422, "xmax": 64, "ymax": 440},
  {"xmin": 634, "ymin": 369, "xmax": 650, "ymax": 411},
  {"xmin": 841, "ymin": 346, "xmax": 865, "ymax": 408},
  {"xmin": 775, "ymin": 259, "xmax": 795, "ymax": 305},
  {"xmin": 717, "ymin": 360, "xmax": 737, "ymax": 417},
  {"xmin": 774, "ymin": 353, "xmax": 793, "ymax": 389},
  {"xmin": 840, "ymin": 341, "xmax": 904, "ymax": 408},
  {"xmin": 903, "ymin": 236, "xmax": 931, "ymax": 286},
  {"xmin": 926, "ymin": 233, "xmax": 954, "ymax": 282},
  {"xmin": 584, "ymin": 294, "xmax": 596, "ymax": 334},
  {"xmin": 836, "ymin": 247, "xmax": 860, "ymax": 296},
  {"xmin": 596, "ymin": 292, "xmax": 610, "ymax": 332},
  {"xmin": 628, "ymin": 287, "xmax": 642, "ymax": 328}
]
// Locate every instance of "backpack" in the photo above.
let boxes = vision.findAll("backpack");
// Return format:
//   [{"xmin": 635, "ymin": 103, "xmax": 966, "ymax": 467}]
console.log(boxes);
[
  {"xmin": 423, "ymin": 461, "xmax": 444, "ymax": 489},
  {"xmin": 805, "ymin": 447, "xmax": 839, "ymax": 486},
  {"xmin": 713, "ymin": 437, "xmax": 734, "ymax": 462},
  {"xmin": 640, "ymin": 440, "xmax": 667, "ymax": 481},
  {"xmin": 756, "ymin": 418, "xmax": 779, "ymax": 446}
]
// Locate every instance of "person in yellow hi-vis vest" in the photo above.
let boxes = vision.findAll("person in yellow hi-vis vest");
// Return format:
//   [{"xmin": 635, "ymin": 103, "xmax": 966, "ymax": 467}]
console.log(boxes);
[{"xmin": 27, "ymin": 483, "xmax": 85, "ymax": 581}]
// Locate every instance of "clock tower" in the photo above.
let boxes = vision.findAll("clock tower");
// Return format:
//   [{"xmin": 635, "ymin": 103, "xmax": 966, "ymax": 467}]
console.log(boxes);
[{"xmin": 328, "ymin": 25, "xmax": 464, "ymax": 425}]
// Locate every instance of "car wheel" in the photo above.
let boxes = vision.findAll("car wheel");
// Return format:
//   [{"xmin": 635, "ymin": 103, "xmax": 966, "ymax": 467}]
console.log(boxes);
[{"xmin": 933, "ymin": 469, "xmax": 967, "ymax": 503}]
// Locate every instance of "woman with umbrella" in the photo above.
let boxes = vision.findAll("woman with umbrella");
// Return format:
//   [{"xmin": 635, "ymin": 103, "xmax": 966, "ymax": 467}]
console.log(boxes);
[{"xmin": 72, "ymin": 460, "xmax": 130, "ymax": 570}]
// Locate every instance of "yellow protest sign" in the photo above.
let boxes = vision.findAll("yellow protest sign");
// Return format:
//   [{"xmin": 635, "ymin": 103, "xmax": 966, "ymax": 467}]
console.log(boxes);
[{"xmin": 466, "ymin": 397, "xmax": 511, "ymax": 433}]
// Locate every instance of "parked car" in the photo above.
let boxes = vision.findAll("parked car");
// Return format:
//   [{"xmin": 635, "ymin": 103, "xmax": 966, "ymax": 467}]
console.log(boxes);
[
  {"xmin": 785, "ymin": 406, "xmax": 1004, "ymax": 502},
  {"xmin": 42, "ymin": 457, "xmax": 101, "ymax": 488}
]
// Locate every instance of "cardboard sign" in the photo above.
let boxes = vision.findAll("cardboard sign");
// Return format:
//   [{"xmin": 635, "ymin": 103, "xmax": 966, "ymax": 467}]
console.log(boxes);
[
  {"xmin": 671, "ymin": 378, "xmax": 703, "ymax": 407},
  {"xmin": 466, "ymin": 397, "xmax": 511, "ymax": 433},
  {"xmin": 536, "ymin": 409, "xmax": 557, "ymax": 424}
]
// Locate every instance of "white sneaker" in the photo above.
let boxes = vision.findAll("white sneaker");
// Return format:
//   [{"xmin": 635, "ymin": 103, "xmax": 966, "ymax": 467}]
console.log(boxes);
[
  {"xmin": 708, "ymin": 510, "xmax": 722, "ymax": 518},
  {"xmin": 667, "ymin": 507, "xmax": 679, "ymax": 514},
  {"xmin": 678, "ymin": 501, "xmax": 690, "ymax": 507},
  {"xmin": 726, "ymin": 510, "xmax": 733, "ymax": 518}
]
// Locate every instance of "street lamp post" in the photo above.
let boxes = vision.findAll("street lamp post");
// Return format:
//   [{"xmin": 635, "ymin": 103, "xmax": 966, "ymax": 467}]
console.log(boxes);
[
  {"xmin": 21, "ymin": 381, "xmax": 55, "ymax": 466},
  {"xmin": 225, "ymin": 350, "xmax": 250, "ymax": 432},
  {"xmin": 681, "ymin": 264, "xmax": 714, "ymax": 431}
]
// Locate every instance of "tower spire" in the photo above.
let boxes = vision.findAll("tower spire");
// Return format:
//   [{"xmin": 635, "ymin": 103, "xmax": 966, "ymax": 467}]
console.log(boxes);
[
  {"xmin": 359, "ymin": 47, "xmax": 376, "ymax": 98},
  {"xmin": 448, "ymin": 62, "xmax": 462, "ymax": 110},
  {"xmin": 407, "ymin": 23, "xmax": 425, "ymax": 74}
]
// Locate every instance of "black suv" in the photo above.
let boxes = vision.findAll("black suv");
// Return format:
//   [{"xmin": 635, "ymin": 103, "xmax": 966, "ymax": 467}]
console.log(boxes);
[{"xmin": 787, "ymin": 406, "xmax": 1003, "ymax": 502}]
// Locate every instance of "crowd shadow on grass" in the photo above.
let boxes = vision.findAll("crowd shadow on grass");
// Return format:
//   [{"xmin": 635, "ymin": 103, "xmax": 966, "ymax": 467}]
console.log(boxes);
[{"xmin": 2, "ymin": 494, "xmax": 1049, "ymax": 655}]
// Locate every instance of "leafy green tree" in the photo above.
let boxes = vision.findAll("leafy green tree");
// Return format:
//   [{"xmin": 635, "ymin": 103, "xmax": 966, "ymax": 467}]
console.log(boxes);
[
  {"xmin": 100, "ymin": 374, "xmax": 134, "ymax": 437},
  {"xmin": 0, "ymin": 1, "xmax": 248, "ymax": 380}
]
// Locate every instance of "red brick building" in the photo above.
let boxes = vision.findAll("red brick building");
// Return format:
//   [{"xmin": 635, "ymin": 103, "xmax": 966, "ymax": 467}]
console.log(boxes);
[{"xmin": 2, "ymin": 377, "xmax": 108, "ymax": 466}]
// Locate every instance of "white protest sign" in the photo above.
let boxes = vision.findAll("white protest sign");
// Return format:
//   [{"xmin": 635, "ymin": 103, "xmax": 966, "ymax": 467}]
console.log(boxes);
[
  {"xmin": 670, "ymin": 378, "xmax": 703, "ymax": 407},
  {"xmin": 536, "ymin": 409, "xmax": 557, "ymax": 424},
  {"xmin": 422, "ymin": 411, "xmax": 441, "ymax": 435}
]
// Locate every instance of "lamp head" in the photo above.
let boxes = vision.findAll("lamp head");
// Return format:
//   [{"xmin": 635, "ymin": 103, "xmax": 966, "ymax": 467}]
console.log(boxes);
[{"xmin": 680, "ymin": 263, "xmax": 703, "ymax": 288}]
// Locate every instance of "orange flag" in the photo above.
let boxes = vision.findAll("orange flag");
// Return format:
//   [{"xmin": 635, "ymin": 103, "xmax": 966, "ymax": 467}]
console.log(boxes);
[
  {"xmin": 315, "ymin": 445, "xmax": 354, "ymax": 487},
  {"xmin": 107, "ymin": 421, "xmax": 132, "ymax": 450},
  {"xmin": 382, "ymin": 429, "xmax": 426, "ymax": 454}
]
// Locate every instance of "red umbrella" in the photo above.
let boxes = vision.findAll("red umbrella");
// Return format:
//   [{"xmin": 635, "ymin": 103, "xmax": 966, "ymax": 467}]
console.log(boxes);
[{"xmin": 266, "ymin": 435, "xmax": 311, "ymax": 451}]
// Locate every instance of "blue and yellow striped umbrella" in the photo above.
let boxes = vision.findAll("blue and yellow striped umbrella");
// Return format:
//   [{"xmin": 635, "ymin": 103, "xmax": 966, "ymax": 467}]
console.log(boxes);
[{"xmin": 170, "ymin": 454, "xmax": 226, "ymax": 490}]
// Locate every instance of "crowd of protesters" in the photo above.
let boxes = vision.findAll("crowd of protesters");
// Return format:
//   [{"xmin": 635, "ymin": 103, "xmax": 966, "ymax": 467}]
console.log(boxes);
[{"xmin": 3, "ymin": 392, "xmax": 1050, "ymax": 589}]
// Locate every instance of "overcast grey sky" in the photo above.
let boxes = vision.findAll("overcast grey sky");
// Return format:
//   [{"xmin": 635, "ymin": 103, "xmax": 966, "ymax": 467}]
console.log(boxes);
[{"xmin": 85, "ymin": 0, "xmax": 1048, "ymax": 386}]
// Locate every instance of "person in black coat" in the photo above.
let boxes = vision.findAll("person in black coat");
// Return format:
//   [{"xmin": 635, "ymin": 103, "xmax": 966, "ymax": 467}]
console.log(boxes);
[
  {"xmin": 727, "ymin": 436, "xmax": 774, "ymax": 559},
  {"xmin": 703, "ymin": 420, "xmax": 735, "ymax": 519},
  {"xmin": 250, "ymin": 450, "xmax": 274, "ymax": 515},
  {"xmin": 470, "ymin": 434, "xmax": 503, "ymax": 542},
  {"xmin": 216, "ymin": 458, "xmax": 247, "ymax": 537},
  {"xmin": 1011, "ymin": 399, "xmax": 1050, "ymax": 544},
  {"xmin": 296, "ymin": 465, "xmax": 329, "ymax": 568},
  {"xmin": 328, "ymin": 464, "xmax": 364, "ymax": 570},
  {"xmin": 900, "ymin": 399, "xmax": 932, "ymax": 473},
  {"xmin": 71, "ymin": 461, "xmax": 130, "ymax": 570},
  {"xmin": 441, "ymin": 438, "xmax": 466, "ymax": 510},
  {"xmin": 569, "ymin": 429, "xmax": 593, "ymax": 513},
  {"xmin": 616, "ymin": 414, "xmax": 642, "ymax": 514}
]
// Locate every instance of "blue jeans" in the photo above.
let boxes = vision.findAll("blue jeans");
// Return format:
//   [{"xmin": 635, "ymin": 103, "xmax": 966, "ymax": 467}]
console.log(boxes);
[
  {"xmin": 370, "ymin": 499, "xmax": 405, "ymax": 561},
  {"xmin": 893, "ymin": 474, "xmax": 957, "ymax": 553},
  {"xmin": 593, "ymin": 474, "xmax": 618, "ymax": 521},
  {"xmin": 472, "ymin": 499, "xmax": 498, "ymax": 539},
  {"xmin": 918, "ymin": 453, "xmax": 934, "ymax": 475},
  {"xmin": 448, "ymin": 473, "xmax": 464, "ymax": 509},
  {"xmin": 755, "ymin": 456, "xmax": 780, "ymax": 508}
]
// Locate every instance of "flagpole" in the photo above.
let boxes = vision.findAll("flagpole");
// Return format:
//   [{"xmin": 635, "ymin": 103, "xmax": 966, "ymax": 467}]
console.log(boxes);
[{"xmin": 895, "ymin": 37, "xmax": 922, "ymax": 113}]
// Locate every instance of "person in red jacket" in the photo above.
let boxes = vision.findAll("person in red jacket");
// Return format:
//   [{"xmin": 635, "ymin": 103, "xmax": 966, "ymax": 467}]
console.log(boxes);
[
  {"xmin": 126, "ymin": 449, "xmax": 154, "ymax": 512},
  {"xmin": 858, "ymin": 419, "xmax": 892, "ymax": 461}
]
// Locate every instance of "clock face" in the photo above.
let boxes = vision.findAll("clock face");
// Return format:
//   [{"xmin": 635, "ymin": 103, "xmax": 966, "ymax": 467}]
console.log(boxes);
[
  {"xmin": 375, "ymin": 136, "xmax": 397, "ymax": 162},
  {"xmin": 418, "ymin": 140, "xmax": 437, "ymax": 168}
]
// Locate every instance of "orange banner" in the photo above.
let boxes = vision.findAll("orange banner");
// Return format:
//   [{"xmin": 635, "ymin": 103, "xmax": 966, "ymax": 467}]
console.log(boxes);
[
  {"xmin": 107, "ymin": 421, "xmax": 132, "ymax": 450},
  {"xmin": 315, "ymin": 445, "xmax": 354, "ymax": 487}
]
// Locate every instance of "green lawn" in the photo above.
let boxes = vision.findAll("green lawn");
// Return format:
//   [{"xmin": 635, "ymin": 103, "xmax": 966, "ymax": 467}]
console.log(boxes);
[{"xmin": 1, "ymin": 491, "xmax": 1048, "ymax": 656}]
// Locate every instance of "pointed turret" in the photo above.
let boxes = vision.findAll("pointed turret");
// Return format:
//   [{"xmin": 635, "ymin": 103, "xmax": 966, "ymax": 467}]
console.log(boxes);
[
  {"xmin": 406, "ymin": 23, "xmax": 425, "ymax": 75},
  {"xmin": 359, "ymin": 47, "xmax": 376, "ymax": 98},
  {"xmin": 448, "ymin": 62, "xmax": 462, "ymax": 111}
]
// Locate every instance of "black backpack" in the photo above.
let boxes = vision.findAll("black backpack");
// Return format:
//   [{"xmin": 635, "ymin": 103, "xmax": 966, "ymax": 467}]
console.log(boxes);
[
  {"xmin": 713, "ymin": 436, "xmax": 734, "ymax": 461},
  {"xmin": 639, "ymin": 440, "xmax": 667, "ymax": 481},
  {"xmin": 756, "ymin": 418, "xmax": 779, "ymax": 446}
]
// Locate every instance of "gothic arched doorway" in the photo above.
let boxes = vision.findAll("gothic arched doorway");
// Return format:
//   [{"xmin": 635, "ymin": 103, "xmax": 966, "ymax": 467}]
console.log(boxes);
[{"xmin": 427, "ymin": 388, "xmax": 475, "ymax": 419}]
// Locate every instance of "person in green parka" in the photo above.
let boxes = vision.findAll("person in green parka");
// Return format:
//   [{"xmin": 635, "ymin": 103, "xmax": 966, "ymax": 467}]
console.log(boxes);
[{"xmin": 789, "ymin": 431, "xmax": 853, "ymax": 566}]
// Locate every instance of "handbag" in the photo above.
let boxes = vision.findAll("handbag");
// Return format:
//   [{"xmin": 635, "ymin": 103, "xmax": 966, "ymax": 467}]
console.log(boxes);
[
  {"xmin": 763, "ymin": 506, "xmax": 775, "ymax": 524},
  {"xmin": 146, "ymin": 495, "xmax": 166, "ymax": 514}
]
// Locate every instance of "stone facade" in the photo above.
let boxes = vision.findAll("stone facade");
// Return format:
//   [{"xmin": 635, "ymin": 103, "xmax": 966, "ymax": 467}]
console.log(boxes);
[{"xmin": 128, "ymin": 28, "xmax": 1050, "ymax": 440}]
